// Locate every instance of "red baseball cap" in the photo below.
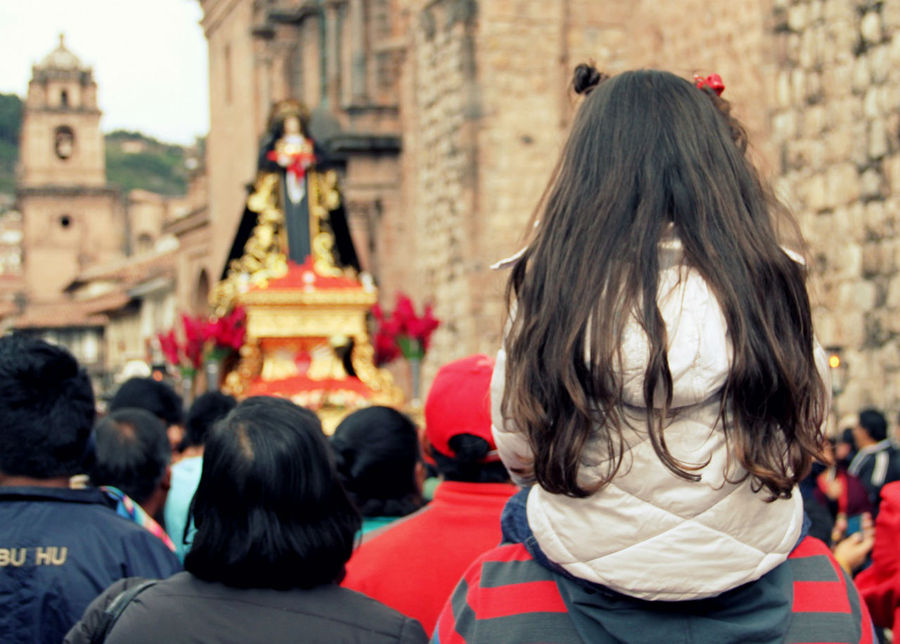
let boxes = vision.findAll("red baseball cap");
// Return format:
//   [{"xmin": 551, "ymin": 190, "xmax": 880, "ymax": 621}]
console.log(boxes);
[{"xmin": 424, "ymin": 354, "xmax": 496, "ymax": 459}]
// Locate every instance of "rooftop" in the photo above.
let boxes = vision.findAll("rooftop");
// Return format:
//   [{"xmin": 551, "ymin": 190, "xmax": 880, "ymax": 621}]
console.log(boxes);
[{"xmin": 35, "ymin": 34, "xmax": 88, "ymax": 72}]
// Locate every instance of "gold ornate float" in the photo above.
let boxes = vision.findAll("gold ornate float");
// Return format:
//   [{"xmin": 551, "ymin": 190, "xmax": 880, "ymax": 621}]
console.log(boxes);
[{"xmin": 210, "ymin": 100, "xmax": 403, "ymax": 431}]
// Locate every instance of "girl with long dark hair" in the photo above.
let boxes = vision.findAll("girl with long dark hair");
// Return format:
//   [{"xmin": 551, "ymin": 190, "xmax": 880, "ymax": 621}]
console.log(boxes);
[{"xmin": 491, "ymin": 65, "xmax": 830, "ymax": 602}]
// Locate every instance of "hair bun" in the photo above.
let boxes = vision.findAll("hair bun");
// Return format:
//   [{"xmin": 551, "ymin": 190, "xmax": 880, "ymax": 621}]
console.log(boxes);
[
  {"xmin": 447, "ymin": 433, "xmax": 490, "ymax": 464},
  {"xmin": 573, "ymin": 63, "xmax": 606, "ymax": 95}
]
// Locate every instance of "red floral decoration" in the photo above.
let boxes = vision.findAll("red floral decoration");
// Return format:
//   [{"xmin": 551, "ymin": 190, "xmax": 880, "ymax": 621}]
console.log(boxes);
[
  {"xmin": 205, "ymin": 306, "xmax": 247, "ymax": 359},
  {"xmin": 371, "ymin": 293, "xmax": 440, "ymax": 366},
  {"xmin": 157, "ymin": 329, "xmax": 180, "ymax": 368},
  {"xmin": 181, "ymin": 313, "xmax": 207, "ymax": 370},
  {"xmin": 155, "ymin": 306, "xmax": 247, "ymax": 374}
]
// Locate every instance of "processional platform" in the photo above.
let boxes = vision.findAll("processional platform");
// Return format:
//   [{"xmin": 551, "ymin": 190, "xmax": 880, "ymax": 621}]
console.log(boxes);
[{"xmin": 210, "ymin": 100, "xmax": 403, "ymax": 430}]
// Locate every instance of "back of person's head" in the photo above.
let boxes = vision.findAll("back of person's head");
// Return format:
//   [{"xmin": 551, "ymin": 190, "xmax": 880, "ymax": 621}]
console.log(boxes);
[
  {"xmin": 331, "ymin": 406, "xmax": 422, "ymax": 517},
  {"xmin": 503, "ymin": 65, "xmax": 826, "ymax": 499},
  {"xmin": 89, "ymin": 408, "xmax": 170, "ymax": 505},
  {"xmin": 110, "ymin": 377, "xmax": 184, "ymax": 427},
  {"xmin": 184, "ymin": 391, "xmax": 237, "ymax": 448},
  {"xmin": 840, "ymin": 427, "xmax": 856, "ymax": 445},
  {"xmin": 425, "ymin": 354, "xmax": 508, "ymax": 483},
  {"xmin": 858, "ymin": 408, "xmax": 887, "ymax": 442},
  {"xmin": 0, "ymin": 335, "xmax": 95, "ymax": 479},
  {"xmin": 185, "ymin": 396, "xmax": 360, "ymax": 589}
]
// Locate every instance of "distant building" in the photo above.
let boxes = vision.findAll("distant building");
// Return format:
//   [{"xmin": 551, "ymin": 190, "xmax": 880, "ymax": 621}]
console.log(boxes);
[
  {"xmin": 17, "ymin": 34, "xmax": 125, "ymax": 301},
  {"xmin": 5, "ymin": 36, "xmax": 188, "ymax": 390}
]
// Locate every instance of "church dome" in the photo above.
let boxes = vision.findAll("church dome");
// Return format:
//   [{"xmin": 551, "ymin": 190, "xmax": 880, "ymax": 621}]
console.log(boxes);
[{"xmin": 36, "ymin": 34, "xmax": 86, "ymax": 71}]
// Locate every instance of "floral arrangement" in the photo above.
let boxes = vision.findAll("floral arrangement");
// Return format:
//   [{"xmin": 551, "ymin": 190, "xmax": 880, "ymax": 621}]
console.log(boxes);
[
  {"xmin": 204, "ymin": 306, "xmax": 247, "ymax": 361},
  {"xmin": 371, "ymin": 293, "xmax": 440, "ymax": 366},
  {"xmin": 157, "ymin": 306, "xmax": 246, "ymax": 376}
]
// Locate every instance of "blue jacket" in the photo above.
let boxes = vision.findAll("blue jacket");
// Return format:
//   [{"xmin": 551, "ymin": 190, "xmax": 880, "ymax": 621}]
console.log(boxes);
[{"xmin": 0, "ymin": 486, "xmax": 182, "ymax": 644}]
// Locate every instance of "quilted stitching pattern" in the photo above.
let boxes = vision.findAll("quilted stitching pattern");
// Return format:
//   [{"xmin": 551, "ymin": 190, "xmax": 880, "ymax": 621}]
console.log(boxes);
[{"xmin": 490, "ymin": 244, "xmax": 817, "ymax": 601}]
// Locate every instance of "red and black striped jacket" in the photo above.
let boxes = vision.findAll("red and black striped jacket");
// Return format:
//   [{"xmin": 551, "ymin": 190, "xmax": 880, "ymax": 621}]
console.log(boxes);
[{"xmin": 433, "ymin": 536, "xmax": 873, "ymax": 644}]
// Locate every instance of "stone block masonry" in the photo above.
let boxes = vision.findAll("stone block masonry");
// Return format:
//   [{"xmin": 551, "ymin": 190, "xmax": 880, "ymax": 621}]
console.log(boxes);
[{"xmin": 771, "ymin": 0, "xmax": 900, "ymax": 414}]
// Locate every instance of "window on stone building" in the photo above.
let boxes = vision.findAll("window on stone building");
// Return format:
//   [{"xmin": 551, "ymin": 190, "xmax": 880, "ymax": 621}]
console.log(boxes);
[
  {"xmin": 289, "ymin": 43, "xmax": 304, "ymax": 100},
  {"xmin": 225, "ymin": 43, "xmax": 233, "ymax": 104},
  {"xmin": 54, "ymin": 126, "xmax": 75, "ymax": 160},
  {"xmin": 136, "ymin": 233, "xmax": 153, "ymax": 253},
  {"xmin": 373, "ymin": 0, "xmax": 391, "ymax": 39},
  {"xmin": 59, "ymin": 214, "xmax": 72, "ymax": 229},
  {"xmin": 194, "ymin": 269, "xmax": 210, "ymax": 315},
  {"xmin": 60, "ymin": 90, "xmax": 68, "ymax": 107}
]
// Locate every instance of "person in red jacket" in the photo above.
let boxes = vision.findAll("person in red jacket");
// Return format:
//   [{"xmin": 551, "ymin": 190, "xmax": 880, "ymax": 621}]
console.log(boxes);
[
  {"xmin": 855, "ymin": 480, "xmax": 900, "ymax": 633},
  {"xmin": 342, "ymin": 354, "xmax": 518, "ymax": 634}
]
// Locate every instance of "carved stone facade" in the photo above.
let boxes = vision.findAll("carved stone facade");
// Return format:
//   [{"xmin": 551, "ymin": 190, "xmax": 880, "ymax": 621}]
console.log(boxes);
[{"xmin": 197, "ymin": 0, "xmax": 900, "ymax": 414}]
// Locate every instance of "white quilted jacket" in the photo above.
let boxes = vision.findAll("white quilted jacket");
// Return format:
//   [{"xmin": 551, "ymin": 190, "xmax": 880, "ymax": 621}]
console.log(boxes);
[{"xmin": 491, "ymin": 239, "xmax": 826, "ymax": 601}]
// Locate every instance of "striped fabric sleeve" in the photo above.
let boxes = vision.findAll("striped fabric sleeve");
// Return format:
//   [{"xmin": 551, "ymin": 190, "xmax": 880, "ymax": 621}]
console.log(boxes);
[
  {"xmin": 785, "ymin": 536, "xmax": 875, "ymax": 644},
  {"xmin": 433, "ymin": 537, "xmax": 876, "ymax": 644},
  {"xmin": 432, "ymin": 544, "xmax": 579, "ymax": 644}
]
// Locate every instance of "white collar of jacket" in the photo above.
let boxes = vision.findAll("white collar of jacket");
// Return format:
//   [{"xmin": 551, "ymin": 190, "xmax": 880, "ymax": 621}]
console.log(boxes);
[{"xmin": 490, "ymin": 238, "xmax": 823, "ymax": 601}]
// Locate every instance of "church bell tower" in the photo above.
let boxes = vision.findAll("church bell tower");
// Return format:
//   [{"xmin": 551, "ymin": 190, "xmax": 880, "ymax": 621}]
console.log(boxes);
[{"xmin": 16, "ymin": 35, "xmax": 124, "ymax": 300}]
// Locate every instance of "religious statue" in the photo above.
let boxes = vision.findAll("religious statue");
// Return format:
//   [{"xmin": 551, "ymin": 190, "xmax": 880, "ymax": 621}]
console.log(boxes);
[
  {"xmin": 266, "ymin": 100, "xmax": 359, "ymax": 272},
  {"xmin": 264, "ymin": 111, "xmax": 316, "ymax": 261},
  {"xmin": 210, "ymin": 99, "xmax": 402, "ymax": 427}
]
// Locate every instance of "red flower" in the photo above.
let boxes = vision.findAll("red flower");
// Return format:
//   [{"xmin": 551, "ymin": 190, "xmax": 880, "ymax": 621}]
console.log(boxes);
[
  {"xmin": 157, "ymin": 308, "xmax": 247, "ymax": 373},
  {"xmin": 370, "ymin": 292, "xmax": 441, "ymax": 364},
  {"xmin": 157, "ymin": 329, "xmax": 180, "ymax": 367},
  {"xmin": 181, "ymin": 314, "xmax": 206, "ymax": 369},
  {"xmin": 381, "ymin": 316, "xmax": 402, "ymax": 338},
  {"xmin": 393, "ymin": 294, "xmax": 415, "ymax": 333},
  {"xmin": 203, "ymin": 306, "xmax": 247, "ymax": 358},
  {"xmin": 373, "ymin": 329, "xmax": 401, "ymax": 366},
  {"xmin": 419, "ymin": 303, "xmax": 440, "ymax": 349}
]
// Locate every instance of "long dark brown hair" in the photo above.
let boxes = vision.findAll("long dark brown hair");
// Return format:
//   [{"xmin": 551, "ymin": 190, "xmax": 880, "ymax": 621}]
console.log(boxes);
[{"xmin": 502, "ymin": 66, "xmax": 827, "ymax": 499}]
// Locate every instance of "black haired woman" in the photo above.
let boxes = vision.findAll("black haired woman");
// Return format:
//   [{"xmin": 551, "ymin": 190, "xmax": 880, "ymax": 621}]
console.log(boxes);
[
  {"xmin": 66, "ymin": 396, "xmax": 426, "ymax": 643},
  {"xmin": 434, "ymin": 66, "xmax": 871, "ymax": 641},
  {"xmin": 331, "ymin": 406, "xmax": 425, "ymax": 535}
]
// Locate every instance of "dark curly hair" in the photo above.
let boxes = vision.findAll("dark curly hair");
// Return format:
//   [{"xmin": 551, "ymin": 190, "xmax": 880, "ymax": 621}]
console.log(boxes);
[{"xmin": 0, "ymin": 335, "xmax": 95, "ymax": 478}]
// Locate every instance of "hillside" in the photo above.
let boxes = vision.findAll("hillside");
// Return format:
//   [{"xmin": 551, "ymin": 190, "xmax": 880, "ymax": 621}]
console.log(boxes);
[
  {"xmin": 0, "ymin": 95, "xmax": 190, "ymax": 198},
  {"xmin": 0, "ymin": 93, "xmax": 22, "ymax": 195},
  {"xmin": 105, "ymin": 130, "xmax": 189, "ymax": 196}
]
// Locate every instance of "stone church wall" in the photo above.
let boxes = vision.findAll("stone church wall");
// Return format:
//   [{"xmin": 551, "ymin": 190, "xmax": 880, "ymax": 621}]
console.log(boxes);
[
  {"xmin": 770, "ymin": 0, "xmax": 900, "ymax": 416},
  {"xmin": 402, "ymin": 0, "xmax": 900, "ymax": 416},
  {"xmin": 398, "ymin": 0, "xmax": 620, "ymax": 383}
]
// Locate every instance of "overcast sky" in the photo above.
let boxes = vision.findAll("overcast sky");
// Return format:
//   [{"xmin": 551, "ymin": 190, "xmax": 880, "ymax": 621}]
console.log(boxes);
[{"xmin": 0, "ymin": 0, "xmax": 209, "ymax": 145}]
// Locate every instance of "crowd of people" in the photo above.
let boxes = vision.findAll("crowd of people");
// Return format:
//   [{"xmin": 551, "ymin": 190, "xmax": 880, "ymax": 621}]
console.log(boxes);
[{"xmin": 2, "ymin": 64, "xmax": 900, "ymax": 643}]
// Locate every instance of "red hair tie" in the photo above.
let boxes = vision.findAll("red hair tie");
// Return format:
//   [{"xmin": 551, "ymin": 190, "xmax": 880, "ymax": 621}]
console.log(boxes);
[{"xmin": 694, "ymin": 73, "xmax": 725, "ymax": 96}]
